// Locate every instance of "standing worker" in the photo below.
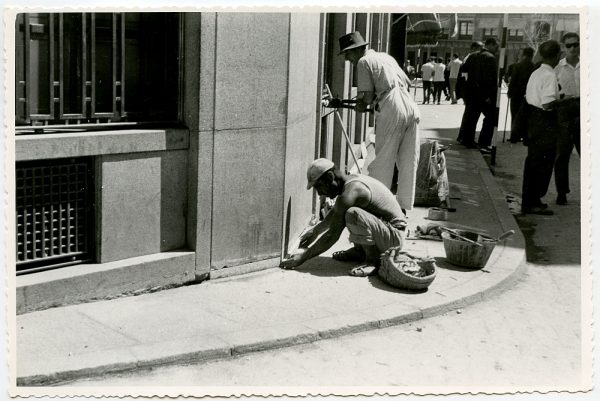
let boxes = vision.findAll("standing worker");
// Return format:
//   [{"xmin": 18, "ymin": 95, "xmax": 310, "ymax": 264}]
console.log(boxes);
[
  {"xmin": 553, "ymin": 32, "xmax": 580, "ymax": 206},
  {"xmin": 329, "ymin": 31, "xmax": 420, "ymax": 215}
]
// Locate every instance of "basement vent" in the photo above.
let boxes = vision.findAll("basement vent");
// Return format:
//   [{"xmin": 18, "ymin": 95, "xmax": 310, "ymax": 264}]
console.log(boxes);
[{"xmin": 16, "ymin": 158, "xmax": 95, "ymax": 275}]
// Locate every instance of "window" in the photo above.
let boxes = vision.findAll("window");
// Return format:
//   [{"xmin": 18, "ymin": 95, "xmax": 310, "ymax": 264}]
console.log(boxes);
[
  {"xmin": 482, "ymin": 28, "xmax": 498, "ymax": 39},
  {"xmin": 458, "ymin": 21, "xmax": 473, "ymax": 39},
  {"xmin": 438, "ymin": 27, "xmax": 449, "ymax": 39},
  {"xmin": 15, "ymin": 12, "xmax": 181, "ymax": 127},
  {"xmin": 508, "ymin": 29, "xmax": 524, "ymax": 41}
]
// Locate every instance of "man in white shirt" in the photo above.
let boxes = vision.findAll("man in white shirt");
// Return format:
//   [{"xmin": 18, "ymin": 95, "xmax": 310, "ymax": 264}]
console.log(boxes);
[
  {"xmin": 448, "ymin": 54, "xmax": 462, "ymax": 104},
  {"xmin": 553, "ymin": 32, "xmax": 580, "ymax": 206},
  {"xmin": 521, "ymin": 40, "xmax": 564, "ymax": 215},
  {"xmin": 432, "ymin": 57, "xmax": 446, "ymax": 105},
  {"xmin": 421, "ymin": 58, "xmax": 435, "ymax": 104}
]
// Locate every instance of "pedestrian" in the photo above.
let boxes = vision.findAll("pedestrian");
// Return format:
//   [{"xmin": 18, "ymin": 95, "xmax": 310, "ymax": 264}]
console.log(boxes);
[
  {"xmin": 280, "ymin": 158, "xmax": 406, "ymax": 277},
  {"xmin": 421, "ymin": 58, "xmax": 435, "ymax": 104},
  {"xmin": 553, "ymin": 32, "xmax": 580, "ymax": 205},
  {"xmin": 444, "ymin": 57, "xmax": 451, "ymax": 101},
  {"xmin": 404, "ymin": 60, "xmax": 416, "ymax": 81},
  {"xmin": 507, "ymin": 47, "xmax": 536, "ymax": 143},
  {"xmin": 521, "ymin": 40, "xmax": 567, "ymax": 215},
  {"xmin": 456, "ymin": 41, "xmax": 484, "ymax": 145},
  {"xmin": 433, "ymin": 57, "xmax": 446, "ymax": 105},
  {"xmin": 448, "ymin": 53, "xmax": 462, "ymax": 104},
  {"xmin": 456, "ymin": 38, "xmax": 499, "ymax": 152}
]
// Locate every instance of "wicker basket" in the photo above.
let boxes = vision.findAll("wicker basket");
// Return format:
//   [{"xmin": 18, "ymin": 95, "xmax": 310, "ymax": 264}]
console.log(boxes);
[
  {"xmin": 441, "ymin": 230, "xmax": 496, "ymax": 269},
  {"xmin": 378, "ymin": 247, "xmax": 437, "ymax": 290}
]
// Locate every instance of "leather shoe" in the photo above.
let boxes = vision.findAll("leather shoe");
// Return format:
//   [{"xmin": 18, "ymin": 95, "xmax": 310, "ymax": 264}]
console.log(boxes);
[{"xmin": 556, "ymin": 194, "xmax": 568, "ymax": 205}]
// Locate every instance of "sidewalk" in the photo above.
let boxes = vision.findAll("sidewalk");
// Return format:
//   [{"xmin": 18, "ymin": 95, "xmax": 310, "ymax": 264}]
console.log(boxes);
[{"xmin": 15, "ymin": 99, "xmax": 527, "ymax": 387}]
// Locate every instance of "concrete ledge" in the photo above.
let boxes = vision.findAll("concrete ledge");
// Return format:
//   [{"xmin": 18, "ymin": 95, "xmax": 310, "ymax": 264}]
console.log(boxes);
[
  {"xmin": 17, "ymin": 251, "xmax": 196, "ymax": 314},
  {"xmin": 16, "ymin": 128, "xmax": 189, "ymax": 161}
]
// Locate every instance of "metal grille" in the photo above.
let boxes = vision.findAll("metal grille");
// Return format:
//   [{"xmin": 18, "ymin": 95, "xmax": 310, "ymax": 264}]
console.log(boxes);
[
  {"xmin": 16, "ymin": 158, "xmax": 94, "ymax": 274},
  {"xmin": 15, "ymin": 12, "xmax": 181, "ymax": 128}
]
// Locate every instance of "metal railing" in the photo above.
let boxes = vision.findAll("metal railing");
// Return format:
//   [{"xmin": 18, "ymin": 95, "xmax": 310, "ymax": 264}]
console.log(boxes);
[{"xmin": 15, "ymin": 12, "xmax": 180, "ymax": 128}]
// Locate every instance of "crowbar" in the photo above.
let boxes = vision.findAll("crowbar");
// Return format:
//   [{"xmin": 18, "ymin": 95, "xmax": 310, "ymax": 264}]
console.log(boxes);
[{"xmin": 324, "ymin": 84, "xmax": 362, "ymax": 174}]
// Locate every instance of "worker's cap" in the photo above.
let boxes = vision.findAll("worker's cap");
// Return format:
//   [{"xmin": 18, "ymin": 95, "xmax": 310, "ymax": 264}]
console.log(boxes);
[
  {"xmin": 306, "ymin": 158, "xmax": 335, "ymax": 190},
  {"xmin": 338, "ymin": 31, "xmax": 368, "ymax": 55}
]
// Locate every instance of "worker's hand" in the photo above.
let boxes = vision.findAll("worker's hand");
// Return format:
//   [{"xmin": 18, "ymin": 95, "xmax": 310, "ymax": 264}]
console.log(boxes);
[
  {"xmin": 355, "ymin": 101, "xmax": 368, "ymax": 113},
  {"xmin": 280, "ymin": 250, "xmax": 307, "ymax": 270},
  {"xmin": 299, "ymin": 228, "xmax": 318, "ymax": 248},
  {"xmin": 325, "ymin": 97, "xmax": 343, "ymax": 108}
]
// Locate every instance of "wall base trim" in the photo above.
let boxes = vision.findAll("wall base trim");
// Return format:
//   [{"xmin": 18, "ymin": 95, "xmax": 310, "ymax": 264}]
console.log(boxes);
[{"xmin": 17, "ymin": 251, "xmax": 196, "ymax": 314}]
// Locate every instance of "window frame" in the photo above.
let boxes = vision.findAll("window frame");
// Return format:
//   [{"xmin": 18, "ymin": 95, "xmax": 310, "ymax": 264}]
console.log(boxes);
[
  {"xmin": 458, "ymin": 20, "xmax": 473, "ymax": 40},
  {"xmin": 15, "ymin": 12, "xmax": 183, "ymax": 130}
]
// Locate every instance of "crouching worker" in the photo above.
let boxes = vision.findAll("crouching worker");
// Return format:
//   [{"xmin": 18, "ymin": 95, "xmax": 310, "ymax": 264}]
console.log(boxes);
[{"xmin": 280, "ymin": 158, "xmax": 406, "ymax": 277}]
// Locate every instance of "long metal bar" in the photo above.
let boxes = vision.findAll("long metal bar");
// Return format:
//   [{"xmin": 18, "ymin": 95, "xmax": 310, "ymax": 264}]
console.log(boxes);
[
  {"xmin": 16, "ymin": 258, "xmax": 90, "ymax": 276},
  {"xmin": 112, "ymin": 13, "xmax": 117, "ymax": 118},
  {"xmin": 40, "ymin": 171, "xmax": 46, "ymax": 258},
  {"xmin": 120, "ymin": 13, "xmax": 126, "ymax": 116},
  {"xmin": 66, "ymin": 166, "xmax": 71, "ymax": 254},
  {"xmin": 325, "ymin": 84, "xmax": 362, "ymax": 174},
  {"xmin": 50, "ymin": 177, "xmax": 54, "ymax": 257},
  {"xmin": 49, "ymin": 14, "xmax": 55, "ymax": 119},
  {"xmin": 19, "ymin": 174, "xmax": 27, "ymax": 261},
  {"xmin": 32, "ymin": 168, "xmax": 37, "ymax": 260},
  {"xmin": 17, "ymin": 251, "xmax": 86, "ymax": 266},
  {"xmin": 24, "ymin": 14, "xmax": 31, "ymax": 121},
  {"xmin": 82, "ymin": 13, "xmax": 88, "ymax": 117},
  {"xmin": 59, "ymin": 14, "xmax": 64, "ymax": 118},
  {"xmin": 15, "ymin": 119, "xmax": 178, "ymax": 133},
  {"xmin": 58, "ymin": 168, "xmax": 63, "ymax": 255},
  {"xmin": 90, "ymin": 13, "xmax": 95, "ymax": 117}
]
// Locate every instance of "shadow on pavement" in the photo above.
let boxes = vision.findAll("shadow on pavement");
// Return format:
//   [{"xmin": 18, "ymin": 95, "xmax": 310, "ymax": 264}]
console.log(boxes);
[
  {"xmin": 294, "ymin": 256, "xmax": 431, "ymax": 294},
  {"xmin": 433, "ymin": 256, "xmax": 478, "ymax": 273},
  {"xmin": 367, "ymin": 276, "xmax": 429, "ymax": 294},
  {"xmin": 292, "ymin": 256, "xmax": 354, "ymax": 277}
]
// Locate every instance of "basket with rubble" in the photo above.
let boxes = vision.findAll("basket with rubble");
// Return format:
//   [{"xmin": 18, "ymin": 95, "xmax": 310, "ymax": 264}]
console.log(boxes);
[{"xmin": 378, "ymin": 247, "xmax": 437, "ymax": 290}]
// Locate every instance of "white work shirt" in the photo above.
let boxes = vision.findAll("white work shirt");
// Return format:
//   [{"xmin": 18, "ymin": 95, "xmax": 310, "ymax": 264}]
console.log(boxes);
[
  {"xmin": 555, "ymin": 57, "xmax": 580, "ymax": 97},
  {"xmin": 421, "ymin": 62, "xmax": 434, "ymax": 81},
  {"xmin": 449, "ymin": 58, "xmax": 462, "ymax": 79},
  {"xmin": 433, "ymin": 63, "xmax": 446, "ymax": 81},
  {"xmin": 525, "ymin": 64, "xmax": 559, "ymax": 109},
  {"xmin": 356, "ymin": 49, "xmax": 411, "ymax": 98}
]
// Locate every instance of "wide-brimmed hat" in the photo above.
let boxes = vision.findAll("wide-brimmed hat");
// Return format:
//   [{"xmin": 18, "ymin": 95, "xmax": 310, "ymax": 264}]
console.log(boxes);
[
  {"xmin": 338, "ymin": 31, "xmax": 368, "ymax": 55},
  {"xmin": 306, "ymin": 158, "xmax": 335, "ymax": 190}
]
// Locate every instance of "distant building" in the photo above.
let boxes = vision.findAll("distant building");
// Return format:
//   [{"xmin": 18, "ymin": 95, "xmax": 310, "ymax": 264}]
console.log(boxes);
[{"xmin": 406, "ymin": 13, "xmax": 580, "ymax": 72}]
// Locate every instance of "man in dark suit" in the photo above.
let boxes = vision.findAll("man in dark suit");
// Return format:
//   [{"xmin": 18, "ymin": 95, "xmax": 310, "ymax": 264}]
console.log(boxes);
[
  {"xmin": 456, "ymin": 38, "xmax": 499, "ymax": 151},
  {"xmin": 507, "ymin": 47, "xmax": 536, "ymax": 143}
]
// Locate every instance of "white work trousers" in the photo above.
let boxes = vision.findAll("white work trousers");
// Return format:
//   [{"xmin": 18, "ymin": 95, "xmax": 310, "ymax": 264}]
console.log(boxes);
[{"xmin": 368, "ymin": 86, "xmax": 420, "ymax": 211}]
